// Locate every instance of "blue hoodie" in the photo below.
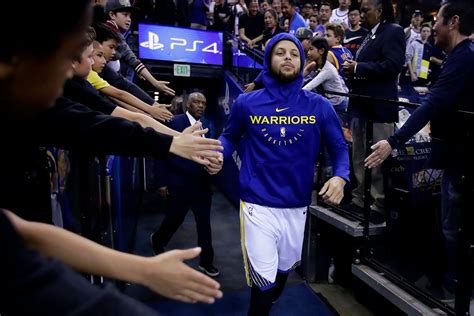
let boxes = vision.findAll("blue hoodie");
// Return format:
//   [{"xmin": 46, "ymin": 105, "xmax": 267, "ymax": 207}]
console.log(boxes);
[{"xmin": 219, "ymin": 33, "xmax": 349, "ymax": 208}]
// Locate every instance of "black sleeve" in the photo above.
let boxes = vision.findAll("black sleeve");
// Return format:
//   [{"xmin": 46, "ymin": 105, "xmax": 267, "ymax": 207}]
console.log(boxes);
[
  {"xmin": 101, "ymin": 66, "xmax": 155, "ymax": 105},
  {"xmin": 387, "ymin": 48, "xmax": 473, "ymax": 148},
  {"xmin": 356, "ymin": 26, "xmax": 405, "ymax": 79},
  {"xmin": 238, "ymin": 14, "xmax": 247, "ymax": 30},
  {"xmin": 33, "ymin": 97, "xmax": 173, "ymax": 159},
  {"xmin": 0, "ymin": 211, "xmax": 158, "ymax": 316},
  {"xmin": 63, "ymin": 79, "xmax": 117, "ymax": 115}
]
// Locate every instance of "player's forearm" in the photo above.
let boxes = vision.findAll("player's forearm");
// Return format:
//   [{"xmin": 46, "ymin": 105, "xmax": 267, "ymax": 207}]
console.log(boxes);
[{"xmin": 5, "ymin": 210, "xmax": 150, "ymax": 286}]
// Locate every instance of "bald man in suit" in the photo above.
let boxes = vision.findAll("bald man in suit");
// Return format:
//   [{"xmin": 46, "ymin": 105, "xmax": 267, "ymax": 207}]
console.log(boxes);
[{"xmin": 151, "ymin": 92, "xmax": 220, "ymax": 277}]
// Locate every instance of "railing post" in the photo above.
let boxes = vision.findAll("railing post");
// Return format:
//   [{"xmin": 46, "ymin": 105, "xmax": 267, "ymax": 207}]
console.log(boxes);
[
  {"xmin": 363, "ymin": 116, "xmax": 373, "ymax": 252},
  {"xmin": 454, "ymin": 172, "xmax": 473, "ymax": 315}
]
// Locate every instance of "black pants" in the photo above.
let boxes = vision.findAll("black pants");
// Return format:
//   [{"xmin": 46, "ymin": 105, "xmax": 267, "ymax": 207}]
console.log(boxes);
[
  {"xmin": 153, "ymin": 187, "xmax": 214, "ymax": 266},
  {"xmin": 248, "ymin": 272, "xmax": 289, "ymax": 316}
]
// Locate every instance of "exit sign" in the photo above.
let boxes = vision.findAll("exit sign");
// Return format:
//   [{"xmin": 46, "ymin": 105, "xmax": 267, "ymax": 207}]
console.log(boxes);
[{"xmin": 174, "ymin": 64, "xmax": 190, "ymax": 77}]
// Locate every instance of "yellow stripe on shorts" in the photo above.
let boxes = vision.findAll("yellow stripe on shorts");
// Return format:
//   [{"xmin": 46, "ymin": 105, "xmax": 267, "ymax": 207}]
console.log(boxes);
[{"xmin": 240, "ymin": 200, "xmax": 252, "ymax": 287}]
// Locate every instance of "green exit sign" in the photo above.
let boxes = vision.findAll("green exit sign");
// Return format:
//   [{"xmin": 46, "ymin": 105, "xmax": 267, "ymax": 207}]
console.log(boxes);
[{"xmin": 173, "ymin": 64, "xmax": 191, "ymax": 77}]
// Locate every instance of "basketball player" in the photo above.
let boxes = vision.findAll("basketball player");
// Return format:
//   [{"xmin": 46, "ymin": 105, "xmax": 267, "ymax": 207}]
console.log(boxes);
[{"xmin": 218, "ymin": 33, "xmax": 350, "ymax": 315}]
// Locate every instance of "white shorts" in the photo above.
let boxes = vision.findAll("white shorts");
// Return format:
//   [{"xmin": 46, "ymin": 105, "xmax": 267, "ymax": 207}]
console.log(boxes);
[{"xmin": 240, "ymin": 200, "xmax": 307, "ymax": 290}]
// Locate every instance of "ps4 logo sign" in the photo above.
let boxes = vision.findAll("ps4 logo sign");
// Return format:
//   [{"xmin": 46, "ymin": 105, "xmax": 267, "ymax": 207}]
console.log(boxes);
[
  {"xmin": 140, "ymin": 32, "xmax": 220, "ymax": 54},
  {"xmin": 140, "ymin": 32, "xmax": 164, "ymax": 50}
]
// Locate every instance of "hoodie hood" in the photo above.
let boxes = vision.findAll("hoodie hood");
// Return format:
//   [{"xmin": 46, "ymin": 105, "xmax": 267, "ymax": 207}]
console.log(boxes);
[{"xmin": 262, "ymin": 33, "xmax": 305, "ymax": 100}]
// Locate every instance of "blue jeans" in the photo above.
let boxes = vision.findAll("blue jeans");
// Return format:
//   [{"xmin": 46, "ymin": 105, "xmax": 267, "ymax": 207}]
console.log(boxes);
[
  {"xmin": 441, "ymin": 169, "xmax": 463, "ymax": 244},
  {"xmin": 334, "ymin": 98, "xmax": 348, "ymax": 113},
  {"xmin": 334, "ymin": 99, "xmax": 349, "ymax": 128},
  {"xmin": 441, "ymin": 168, "xmax": 465, "ymax": 286}
]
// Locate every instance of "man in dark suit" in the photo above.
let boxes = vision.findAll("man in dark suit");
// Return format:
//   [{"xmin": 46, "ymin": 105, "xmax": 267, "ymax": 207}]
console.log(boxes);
[
  {"xmin": 342, "ymin": 0, "xmax": 405, "ymax": 216},
  {"xmin": 151, "ymin": 92, "xmax": 220, "ymax": 277}
]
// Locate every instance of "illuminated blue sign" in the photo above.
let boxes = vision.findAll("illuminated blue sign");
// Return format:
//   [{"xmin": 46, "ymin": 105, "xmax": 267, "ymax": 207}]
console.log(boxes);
[
  {"xmin": 138, "ymin": 24, "xmax": 223, "ymax": 66},
  {"xmin": 231, "ymin": 47, "xmax": 263, "ymax": 69}
]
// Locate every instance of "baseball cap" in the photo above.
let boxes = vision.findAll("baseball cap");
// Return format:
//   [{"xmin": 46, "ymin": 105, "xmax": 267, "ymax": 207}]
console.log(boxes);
[
  {"xmin": 295, "ymin": 27, "xmax": 313, "ymax": 40},
  {"xmin": 413, "ymin": 9, "xmax": 423, "ymax": 16},
  {"xmin": 105, "ymin": 0, "xmax": 138, "ymax": 13}
]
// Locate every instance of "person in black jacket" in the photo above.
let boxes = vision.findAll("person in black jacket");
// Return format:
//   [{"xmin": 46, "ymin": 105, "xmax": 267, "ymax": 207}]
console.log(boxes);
[
  {"xmin": 342, "ymin": 0, "xmax": 405, "ymax": 216},
  {"xmin": 365, "ymin": 0, "xmax": 474, "ymax": 297},
  {"xmin": 151, "ymin": 92, "xmax": 221, "ymax": 277}
]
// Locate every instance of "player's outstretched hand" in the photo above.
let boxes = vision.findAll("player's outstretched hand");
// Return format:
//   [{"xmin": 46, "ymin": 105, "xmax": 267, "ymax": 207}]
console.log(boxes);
[
  {"xmin": 204, "ymin": 153, "xmax": 223, "ymax": 175},
  {"xmin": 144, "ymin": 248, "xmax": 223, "ymax": 304},
  {"xmin": 318, "ymin": 176, "xmax": 346, "ymax": 205}
]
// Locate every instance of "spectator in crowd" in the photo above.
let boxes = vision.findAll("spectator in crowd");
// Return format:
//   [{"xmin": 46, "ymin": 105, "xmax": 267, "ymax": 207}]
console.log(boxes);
[
  {"xmin": 325, "ymin": 23, "xmax": 353, "ymax": 79},
  {"xmin": 404, "ymin": 9, "xmax": 424, "ymax": 47},
  {"xmin": 271, "ymin": 0, "xmax": 285, "ymax": 27},
  {"xmin": 309, "ymin": 14, "xmax": 325, "ymax": 37},
  {"xmin": 304, "ymin": 36, "xmax": 350, "ymax": 177},
  {"xmin": 92, "ymin": 23, "xmax": 166, "ymax": 109},
  {"xmin": 302, "ymin": 2, "xmax": 314, "ymax": 26},
  {"xmin": 319, "ymin": 2, "xmax": 332, "ymax": 28},
  {"xmin": 406, "ymin": 23, "xmax": 432, "ymax": 85},
  {"xmin": 88, "ymin": 40, "xmax": 173, "ymax": 121},
  {"xmin": 281, "ymin": 0, "xmax": 306, "ymax": 35},
  {"xmin": 213, "ymin": 0, "xmax": 234, "ymax": 33},
  {"xmin": 295, "ymin": 27, "xmax": 315, "ymax": 54},
  {"xmin": 342, "ymin": 0, "xmax": 405, "ymax": 217},
  {"xmin": 303, "ymin": 37, "xmax": 349, "ymax": 116},
  {"xmin": 330, "ymin": 0, "xmax": 351, "ymax": 29},
  {"xmin": 260, "ymin": 0, "xmax": 271, "ymax": 14},
  {"xmin": 262, "ymin": 8, "xmax": 285, "ymax": 49},
  {"xmin": 233, "ymin": 0, "xmax": 249, "ymax": 35},
  {"xmin": 283, "ymin": 18, "xmax": 290, "ymax": 32},
  {"xmin": 104, "ymin": 0, "xmax": 175, "ymax": 96},
  {"xmin": 239, "ymin": 0, "xmax": 265, "ymax": 49},
  {"xmin": 65, "ymin": 27, "xmax": 187, "ymax": 136},
  {"xmin": 344, "ymin": 6, "xmax": 369, "ymax": 56},
  {"xmin": 190, "ymin": 0, "xmax": 210, "ymax": 30},
  {"xmin": 365, "ymin": 0, "xmax": 474, "ymax": 299}
]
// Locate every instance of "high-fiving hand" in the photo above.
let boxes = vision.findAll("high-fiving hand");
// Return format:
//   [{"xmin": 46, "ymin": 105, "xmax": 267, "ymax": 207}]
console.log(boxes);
[
  {"xmin": 364, "ymin": 140, "xmax": 392, "ymax": 169},
  {"xmin": 204, "ymin": 152, "xmax": 224, "ymax": 175},
  {"xmin": 144, "ymin": 248, "xmax": 223, "ymax": 304}
]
